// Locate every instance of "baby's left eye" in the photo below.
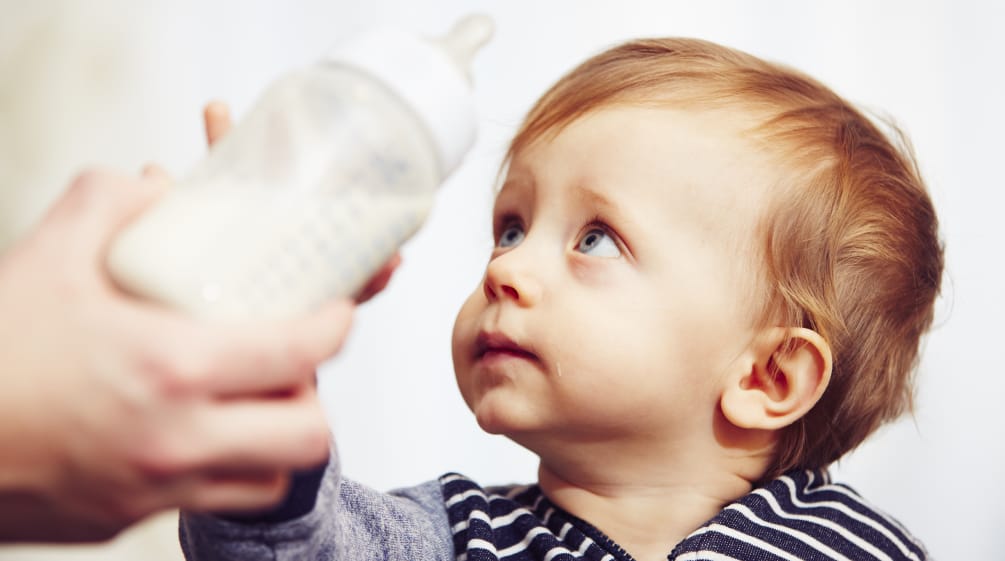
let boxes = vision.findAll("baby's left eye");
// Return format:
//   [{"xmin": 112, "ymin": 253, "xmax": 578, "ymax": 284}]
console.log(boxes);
[{"xmin": 576, "ymin": 228, "xmax": 621, "ymax": 257}]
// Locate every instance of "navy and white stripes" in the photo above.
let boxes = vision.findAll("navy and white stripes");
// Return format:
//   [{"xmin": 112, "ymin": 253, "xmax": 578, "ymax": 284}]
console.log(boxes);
[
  {"xmin": 443, "ymin": 473, "xmax": 625, "ymax": 561},
  {"xmin": 442, "ymin": 470, "xmax": 927, "ymax": 561}
]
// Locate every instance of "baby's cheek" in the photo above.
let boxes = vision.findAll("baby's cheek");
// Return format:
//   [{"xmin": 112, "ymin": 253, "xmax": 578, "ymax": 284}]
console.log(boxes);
[
  {"xmin": 568, "ymin": 255, "xmax": 628, "ymax": 287},
  {"xmin": 451, "ymin": 291, "xmax": 479, "ymax": 346},
  {"xmin": 450, "ymin": 297, "xmax": 479, "ymax": 388}
]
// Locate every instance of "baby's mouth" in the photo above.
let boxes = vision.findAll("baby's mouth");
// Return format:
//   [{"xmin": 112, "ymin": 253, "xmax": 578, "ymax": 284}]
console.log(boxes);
[{"xmin": 474, "ymin": 332, "xmax": 538, "ymax": 362}]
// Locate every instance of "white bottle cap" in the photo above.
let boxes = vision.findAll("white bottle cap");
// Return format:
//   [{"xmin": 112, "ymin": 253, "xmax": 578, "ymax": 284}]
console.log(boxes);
[{"xmin": 325, "ymin": 15, "xmax": 493, "ymax": 176}]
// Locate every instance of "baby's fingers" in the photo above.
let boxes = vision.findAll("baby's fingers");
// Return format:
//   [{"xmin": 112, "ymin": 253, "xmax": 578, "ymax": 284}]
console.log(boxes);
[{"xmin": 355, "ymin": 253, "xmax": 402, "ymax": 303}]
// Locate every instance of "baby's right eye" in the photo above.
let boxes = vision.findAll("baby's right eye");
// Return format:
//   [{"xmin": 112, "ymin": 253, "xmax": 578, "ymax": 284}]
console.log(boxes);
[{"xmin": 497, "ymin": 223, "xmax": 525, "ymax": 248}]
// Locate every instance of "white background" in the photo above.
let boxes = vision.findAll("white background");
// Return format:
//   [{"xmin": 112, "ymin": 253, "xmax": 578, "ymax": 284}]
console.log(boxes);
[{"xmin": 1, "ymin": 1, "xmax": 1001, "ymax": 559}]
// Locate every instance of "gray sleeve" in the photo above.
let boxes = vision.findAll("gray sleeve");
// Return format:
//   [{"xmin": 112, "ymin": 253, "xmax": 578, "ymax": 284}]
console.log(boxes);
[{"xmin": 178, "ymin": 447, "xmax": 454, "ymax": 561}]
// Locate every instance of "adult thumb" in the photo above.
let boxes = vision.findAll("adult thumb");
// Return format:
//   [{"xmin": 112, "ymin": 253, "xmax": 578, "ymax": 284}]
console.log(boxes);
[{"xmin": 40, "ymin": 168, "xmax": 167, "ymax": 257}]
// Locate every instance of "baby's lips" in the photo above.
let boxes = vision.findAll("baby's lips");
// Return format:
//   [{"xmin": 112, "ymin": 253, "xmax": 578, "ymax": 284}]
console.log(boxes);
[{"xmin": 474, "ymin": 330, "xmax": 538, "ymax": 360}]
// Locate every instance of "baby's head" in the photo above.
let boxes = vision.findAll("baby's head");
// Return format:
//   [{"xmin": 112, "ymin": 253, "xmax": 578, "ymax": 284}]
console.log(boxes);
[{"xmin": 452, "ymin": 38, "xmax": 942, "ymax": 481}]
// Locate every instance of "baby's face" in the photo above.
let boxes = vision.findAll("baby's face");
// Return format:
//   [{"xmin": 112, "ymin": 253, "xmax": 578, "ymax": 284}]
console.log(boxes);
[{"xmin": 451, "ymin": 105, "xmax": 776, "ymax": 455}]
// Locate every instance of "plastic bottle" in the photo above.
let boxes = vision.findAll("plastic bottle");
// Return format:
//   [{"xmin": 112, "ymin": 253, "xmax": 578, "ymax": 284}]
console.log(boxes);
[{"xmin": 107, "ymin": 15, "xmax": 493, "ymax": 320}]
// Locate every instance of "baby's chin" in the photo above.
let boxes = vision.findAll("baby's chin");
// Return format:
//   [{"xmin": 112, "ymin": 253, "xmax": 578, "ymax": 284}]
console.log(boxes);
[
  {"xmin": 470, "ymin": 402, "xmax": 517, "ymax": 436},
  {"xmin": 467, "ymin": 393, "xmax": 540, "ymax": 437}
]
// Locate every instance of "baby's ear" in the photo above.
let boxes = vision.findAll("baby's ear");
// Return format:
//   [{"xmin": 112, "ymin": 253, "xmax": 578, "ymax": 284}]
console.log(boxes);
[{"xmin": 720, "ymin": 328, "xmax": 832, "ymax": 430}]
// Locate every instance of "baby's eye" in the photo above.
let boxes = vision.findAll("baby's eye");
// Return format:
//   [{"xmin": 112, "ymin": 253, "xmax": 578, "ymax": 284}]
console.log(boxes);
[
  {"xmin": 576, "ymin": 228, "xmax": 621, "ymax": 257},
  {"xmin": 497, "ymin": 223, "xmax": 525, "ymax": 248}
]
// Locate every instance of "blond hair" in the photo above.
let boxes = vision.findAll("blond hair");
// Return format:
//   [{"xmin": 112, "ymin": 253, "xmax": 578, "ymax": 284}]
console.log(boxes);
[{"xmin": 507, "ymin": 38, "xmax": 943, "ymax": 478}]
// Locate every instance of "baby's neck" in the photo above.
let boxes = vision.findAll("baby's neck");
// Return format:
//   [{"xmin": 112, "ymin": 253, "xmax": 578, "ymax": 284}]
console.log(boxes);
[{"xmin": 537, "ymin": 459, "xmax": 755, "ymax": 561}]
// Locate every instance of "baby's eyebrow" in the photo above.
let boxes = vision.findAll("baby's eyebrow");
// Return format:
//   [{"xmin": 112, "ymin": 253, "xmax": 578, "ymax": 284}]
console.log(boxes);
[
  {"xmin": 494, "ymin": 175, "xmax": 536, "ymax": 207},
  {"xmin": 575, "ymin": 185, "xmax": 628, "ymax": 219},
  {"xmin": 576, "ymin": 185, "xmax": 615, "ymax": 208},
  {"xmin": 498, "ymin": 169, "xmax": 535, "ymax": 192}
]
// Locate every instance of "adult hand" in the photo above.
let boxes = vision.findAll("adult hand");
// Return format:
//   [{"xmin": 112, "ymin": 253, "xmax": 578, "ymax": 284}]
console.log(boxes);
[{"xmin": 0, "ymin": 102, "xmax": 398, "ymax": 542}]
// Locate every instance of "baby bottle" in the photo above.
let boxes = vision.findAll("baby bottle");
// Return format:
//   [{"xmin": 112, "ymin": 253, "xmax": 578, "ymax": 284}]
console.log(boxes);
[{"xmin": 107, "ymin": 15, "xmax": 493, "ymax": 320}]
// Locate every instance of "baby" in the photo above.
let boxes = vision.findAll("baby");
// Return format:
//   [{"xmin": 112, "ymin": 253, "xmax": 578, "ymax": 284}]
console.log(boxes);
[{"xmin": 180, "ymin": 37, "xmax": 941, "ymax": 561}]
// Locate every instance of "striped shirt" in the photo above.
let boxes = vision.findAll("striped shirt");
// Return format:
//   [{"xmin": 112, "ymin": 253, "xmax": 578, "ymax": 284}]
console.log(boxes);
[
  {"xmin": 179, "ymin": 456, "xmax": 928, "ymax": 561},
  {"xmin": 442, "ymin": 470, "xmax": 927, "ymax": 561}
]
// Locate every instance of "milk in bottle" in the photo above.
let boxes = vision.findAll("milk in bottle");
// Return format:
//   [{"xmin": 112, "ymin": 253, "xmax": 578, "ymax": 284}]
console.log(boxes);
[{"xmin": 107, "ymin": 15, "xmax": 493, "ymax": 320}]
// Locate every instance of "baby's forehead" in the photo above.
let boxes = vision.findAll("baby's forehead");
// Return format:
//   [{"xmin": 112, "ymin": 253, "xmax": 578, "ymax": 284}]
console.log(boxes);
[{"xmin": 503, "ymin": 105, "xmax": 781, "ymax": 220}]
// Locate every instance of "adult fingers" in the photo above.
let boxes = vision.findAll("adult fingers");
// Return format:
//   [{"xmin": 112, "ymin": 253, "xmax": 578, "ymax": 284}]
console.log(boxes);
[
  {"xmin": 140, "ymin": 163, "xmax": 173, "ymax": 187},
  {"xmin": 176, "ymin": 390, "xmax": 331, "ymax": 473},
  {"xmin": 172, "ymin": 471, "xmax": 291, "ymax": 514},
  {"xmin": 203, "ymin": 100, "xmax": 232, "ymax": 146},
  {"xmin": 179, "ymin": 298, "xmax": 356, "ymax": 396},
  {"xmin": 110, "ymin": 291, "xmax": 356, "ymax": 400},
  {"xmin": 36, "ymin": 169, "xmax": 166, "ymax": 265}
]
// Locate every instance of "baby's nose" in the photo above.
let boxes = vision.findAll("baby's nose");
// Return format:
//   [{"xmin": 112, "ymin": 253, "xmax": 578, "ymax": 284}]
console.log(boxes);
[{"xmin": 482, "ymin": 250, "xmax": 542, "ymax": 306}]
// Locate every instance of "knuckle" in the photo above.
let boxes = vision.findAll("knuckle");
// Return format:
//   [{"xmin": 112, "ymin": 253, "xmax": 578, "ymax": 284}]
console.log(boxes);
[
  {"xmin": 128, "ymin": 431, "xmax": 191, "ymax": 481},
  {"xmin": 137, "ymin": 348, "xmax": 205, "ymax": 399},
  {"xmin": 66, "ymin": 169, "xmax": 111, "ymax": 204},
  {"xmin": 283, "ymin": 339, "xmax": 321, "ymax": 381}
]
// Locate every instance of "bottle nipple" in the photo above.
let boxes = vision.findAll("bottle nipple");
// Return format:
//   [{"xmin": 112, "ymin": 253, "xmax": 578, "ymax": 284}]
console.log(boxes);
[
  {"xmin": 323, "ymin": 14, "xmax": 493, "ymax": 175},
  {"xmin": 437, "ymin": 14, "xmax": 494, "ymax": 82}
]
